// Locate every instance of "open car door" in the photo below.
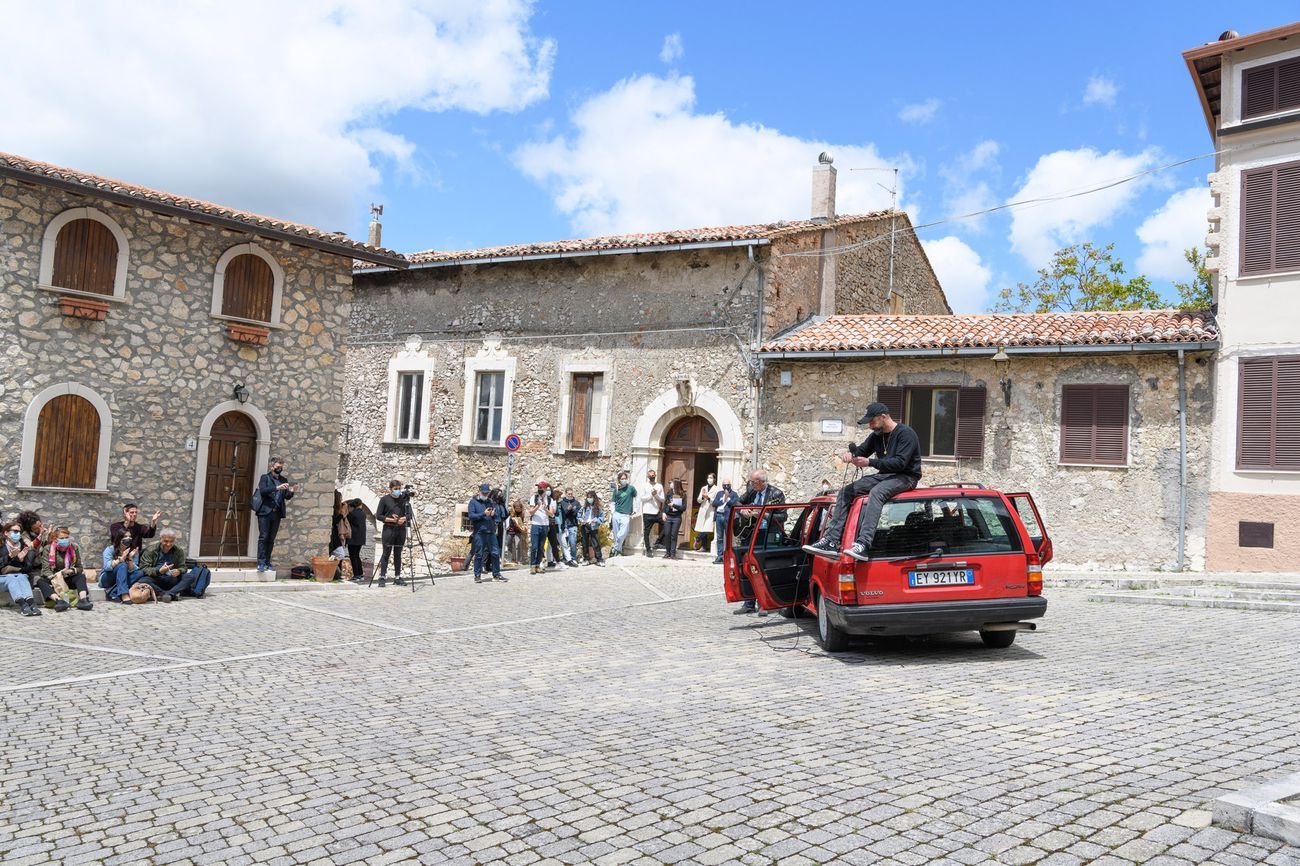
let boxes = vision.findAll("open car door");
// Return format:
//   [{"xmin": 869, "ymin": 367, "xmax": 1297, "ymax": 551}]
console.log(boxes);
[
  {"xmin": 745, "ymin": 502, "xmax": 815, "ymax": 612},
  {"xmin": 1006, "ymin": 492, "xmax": 1053, "ymax": 564},
  {"xmin": 722, "ymin": 505, "xmax": 763, "ymax": 603}
]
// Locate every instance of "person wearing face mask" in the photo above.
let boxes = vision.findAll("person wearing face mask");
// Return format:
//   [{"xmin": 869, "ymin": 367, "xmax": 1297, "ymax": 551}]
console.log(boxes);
[
  {"xmin": 662, "ymin": 481, "xmax": 687, "ymax": 560},
  {"xmin": 639, "ymin": 469, "xmax": 664, "ymax": 557},
  {"xmin": 468, "ymin": 483, "xmax": 505, "ymax": 584},
  {"xmin": 17, "ymin": 510, "xmax": 47, "ymax": 554},
  {"xmin": 818, "ymin": 478, "xmax": 833, "ymax": 498},
  {"xmin": 609, "ymin": 471, "xmax": 636, "ymax": 557},
  {"xmin": 693, "ymin": 472, "xmax": 718, "ymax": 554},
  {"xmin": 38, "ymin": 527, "xmax": 93, "ymax": 611},
  {"xmin": 557, "ymin": 487, "xmax": 581, "ymax": 568},
  {"xmin": 528, "ymin": 481, "xmax": 555, "ymax": 574},
  {"xmin": 99, "ymin": 532, "xmax": 146, "ymax": 603},
  {"xmin": 375, "ymin": 479, "xmax": 410, "ymax": 587},
  {"xmin": 253, "ymin": 457, "xmax": 297, "ymax": 573},
  {"xmin": 1, "ymin": 520, "xmax": 41, "ymax": 617},
  {"xmin": 710, "ymin": 480, "xmax": 739, "ymax": 564},
  {"xmin": 578, "ymin": 490, "xmax": 606, "ymax": 566}
]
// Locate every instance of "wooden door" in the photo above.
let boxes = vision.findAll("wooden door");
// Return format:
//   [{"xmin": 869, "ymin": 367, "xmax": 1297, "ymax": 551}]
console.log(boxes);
[
  {"xmin": 660, "ymin": 416, "xmax": 719, "ymax": 545},
  {"xmin": 200, "ymin": 412, "xmax": 258, "ymax": 556}
]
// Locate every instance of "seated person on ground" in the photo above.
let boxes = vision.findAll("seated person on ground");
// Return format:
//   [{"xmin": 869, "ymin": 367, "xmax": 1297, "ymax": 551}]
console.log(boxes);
[
  {"xmin": 804, "ymin": 401, "xmax": 923, "ymax": 562},
  {"xmin": 140, "ymin": 529, "xmax": 209, "ymax": 601},
  {"xmin": 100, "ymin": 533, "xmax": 146, "ymax": 603},
  {"xmin": 2, "ymin": 519, "xmax": 41, "ymax": 617},
  {"xmin": 38, "ymin": 526, "xmax": 93, "ymax": 611}
]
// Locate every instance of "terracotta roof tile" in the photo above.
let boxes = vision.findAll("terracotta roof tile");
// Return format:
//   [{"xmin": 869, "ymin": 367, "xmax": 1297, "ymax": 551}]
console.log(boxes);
[
  {"xmin": 761, "ymin": 310, "xmax": 1219, "ymax": 353},
  {"xmin": 0, "ymin": 152, "xmax": 406, "ymax": 267}
]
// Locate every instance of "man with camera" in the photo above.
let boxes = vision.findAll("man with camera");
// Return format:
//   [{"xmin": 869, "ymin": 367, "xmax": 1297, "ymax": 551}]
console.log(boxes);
[
  {"xmin": 468, "ymin": 483, "xmax": 506, "ymax": 583},
  {"xmin": 375, "ymin": 479, "xmax": 410, "ymax": 587}
]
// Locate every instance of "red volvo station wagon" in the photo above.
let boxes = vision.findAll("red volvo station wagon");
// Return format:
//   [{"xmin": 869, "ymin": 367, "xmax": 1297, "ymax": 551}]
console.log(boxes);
[{"xmin": 722, "ymin": 484, "xmax": 1052, "ymax": 651}]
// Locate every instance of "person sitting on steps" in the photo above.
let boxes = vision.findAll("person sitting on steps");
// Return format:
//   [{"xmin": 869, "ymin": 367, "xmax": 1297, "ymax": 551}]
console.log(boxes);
[{"xmin": 804, "ymin": 401, "xmax": 922, "ymax": 563}]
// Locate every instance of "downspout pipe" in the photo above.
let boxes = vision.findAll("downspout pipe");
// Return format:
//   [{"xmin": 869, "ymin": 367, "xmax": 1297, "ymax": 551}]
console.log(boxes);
[
  {"xmin": 749, "ymin": 245, "xmax": 764, "ymax": 471},
  {"xmin": 1177, "ymin": 349, "xmax": 1188, "ymax": 572}
]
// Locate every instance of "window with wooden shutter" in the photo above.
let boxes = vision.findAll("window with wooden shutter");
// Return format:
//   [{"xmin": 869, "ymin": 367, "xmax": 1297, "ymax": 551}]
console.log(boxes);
[
  {"xmin": 875, "ymin": 385, "xmax": 904, "ymax": 421},
  {"xmin": 1060, "ymin": 384, "xmax": 1129, "ymax": 466},
  {"xmin": 51, "ymin": 218, "xmax": 118, "ymax": 295},
  {"xmin": 955, "ymin": 387, "xmax": 987, "ymax": 460},
  {"xmin": 1240, "ymin": 160, "xmax": 1300, "ymax": 277},
  {"xmin": 221, "ymin": 253, "xmax": 275, "ymax": 322},
  {"xmin": 1238, "ymin": 355, "xmax": 1300, "ymax": 470},
  {"xmin": 32, "ymin": 394, "xmax": 100, "ymax": 488},
  {"xmin": 1241, "ymin": 58, "xmax": 1300, "ymax": 120},
  {"xmin": 568, "ymin": 373, "xmax": 598, "ymax": 450}
]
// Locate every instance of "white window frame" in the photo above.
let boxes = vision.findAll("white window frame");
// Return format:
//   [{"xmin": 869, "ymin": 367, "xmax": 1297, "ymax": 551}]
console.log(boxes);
[
  {"xmin": 210, "ymin": 243, "xmax": 286, "ymax": 326},
  {"xmin": 553, "ymin": 357, "xmax": 614, "ymax": 456},
  {"xmin": 19, "ymin": 382, "xmax": 114, "ymax": 493},
  {"xmin": 384, "ymin": 344, "xmax": 435, "ymax": 445},
  {"xmin": 460, "ymin": 346, "xmax": 516, "ymax": 448},
  {"xmin": 38, "ymin": 207, "xmax": 131, "ymax": 303}
]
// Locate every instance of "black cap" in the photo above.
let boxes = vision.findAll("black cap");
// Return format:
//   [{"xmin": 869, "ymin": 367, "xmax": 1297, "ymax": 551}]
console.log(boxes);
[{"xmin": 857, "ymin": 401, "xmax": 890, "ymax": 424}]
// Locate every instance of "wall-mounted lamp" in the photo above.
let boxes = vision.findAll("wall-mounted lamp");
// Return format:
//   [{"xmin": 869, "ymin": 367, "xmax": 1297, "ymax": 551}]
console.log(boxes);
[
  {"xmin": 991, "ymin": 347, "xmax": 1011, "ymax": 407},
  {"xmin": 233, "ymin": 382, "xmax": 250, "ymax": 404}
]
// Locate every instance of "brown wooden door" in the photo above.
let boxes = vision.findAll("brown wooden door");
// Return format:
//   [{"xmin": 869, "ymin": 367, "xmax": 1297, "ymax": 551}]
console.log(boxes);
[
  {"xmin": 660, "ymin": 416, "xmax": 719, "ymax": 544},
  {"xmin": 200, "ymin": 412, "xmax": 257, "ymax": 556}
]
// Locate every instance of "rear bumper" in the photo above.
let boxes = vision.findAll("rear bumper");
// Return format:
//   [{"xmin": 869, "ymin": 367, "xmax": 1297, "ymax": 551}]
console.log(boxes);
[{"xmin": 823, "ymin": 596, "xmax": 1047, "ymax": 637}]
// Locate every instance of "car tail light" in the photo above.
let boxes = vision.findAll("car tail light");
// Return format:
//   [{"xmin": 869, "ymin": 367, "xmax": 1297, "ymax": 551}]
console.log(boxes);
[
  {"xmin": 838, "ymin": 566, "xmax": 857, "ymax": 605},
  {"xmin": 1026, "ymin": 553, "xmax": 1042, "ymax": 596}
]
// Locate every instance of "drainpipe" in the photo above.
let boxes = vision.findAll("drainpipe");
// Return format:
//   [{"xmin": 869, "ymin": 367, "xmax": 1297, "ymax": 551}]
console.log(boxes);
[
  {"xmin": 749, "ymin": 245, "xmax": 765, "ymax": 470},
  {"xmin": 1177, "ymin": 349, "xmax": 1188, "ymax": 572}
]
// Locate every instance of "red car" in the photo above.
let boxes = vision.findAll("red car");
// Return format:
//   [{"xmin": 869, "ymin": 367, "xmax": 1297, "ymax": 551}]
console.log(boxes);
[{"xmin": 723, "ymin": 483, "xmax": 1051, "ymax": 651}]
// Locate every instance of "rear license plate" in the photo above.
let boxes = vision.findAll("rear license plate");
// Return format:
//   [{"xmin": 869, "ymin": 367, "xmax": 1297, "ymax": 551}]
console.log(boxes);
[{"xmin": 908, "ymin": 569, "xmax": 974, "ymax": 587}]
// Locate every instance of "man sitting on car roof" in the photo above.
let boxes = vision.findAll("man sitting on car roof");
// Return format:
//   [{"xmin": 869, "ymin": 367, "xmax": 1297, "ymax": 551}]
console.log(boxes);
[{"xmin": 804, "ymin": 401, "xmax": 923, "ymax": 563}]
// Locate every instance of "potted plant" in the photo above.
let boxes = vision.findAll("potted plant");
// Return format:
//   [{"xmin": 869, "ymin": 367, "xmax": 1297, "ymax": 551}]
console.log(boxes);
[
  {"xmin": 310, "ymin": 554, "xmax": 338, "ymax": 582},
  {"xmin": 439, "ymin": 536, "xmax": 472, "ymax": 572}
]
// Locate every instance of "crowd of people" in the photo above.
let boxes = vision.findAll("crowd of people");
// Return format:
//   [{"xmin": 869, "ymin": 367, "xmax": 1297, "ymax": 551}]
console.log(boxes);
[{"xmin": 2, "ymin": 504, "xmax": 211, "ymax": 617}]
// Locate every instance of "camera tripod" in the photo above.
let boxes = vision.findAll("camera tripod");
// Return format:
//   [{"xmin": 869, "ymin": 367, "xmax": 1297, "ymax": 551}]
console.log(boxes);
[
  {"xmin": 400, "ymin": 493, "xmax": 437, "ymax": 592},
  {"xmin": 215, "ymin": 443, "xmax": 243, "ymax": 569}
]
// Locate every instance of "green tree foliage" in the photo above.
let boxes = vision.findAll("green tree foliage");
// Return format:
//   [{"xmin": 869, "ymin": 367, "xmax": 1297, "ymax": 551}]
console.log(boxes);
[
  {"xmin": 1173, "ymin": 247, "xmax": 1214, "ymax": 310},
  {"xmin": 992, "ymin": 242, "xmax": 1163, "ymax": 313}
]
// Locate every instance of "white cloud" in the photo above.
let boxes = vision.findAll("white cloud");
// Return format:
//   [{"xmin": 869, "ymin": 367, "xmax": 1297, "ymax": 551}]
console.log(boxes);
[
  {"xmin": 0, "ymin": 0, "xmax": 555, "ymax": 232},
  {"xmin": 940, "ymin": 140, "xmax": 1001, "ymax": 231},
  {"xmin": 921, "ymin": 236, "xmax": 993, "ymax": 313},
  {"xmin": 1083, "ymin": 74, "xmax": 1119, "ymax": 107},
  {"xmin": 660, "ymin": 33, "xmax": 683, "ymax": 64},
  {"xmin": 898, "ymin": 99, "xmax": 941, "ymax": 124},
  {"xmin": 514, "ymin": 74, "xmax": 907, "ymax": 236},
  {"xmin": 1136, "ymin": 187, "xmax": 1212, "ymax": 279},
  {"xmin": 1007, "ymin": 147, "xmax": 1160, "ymax": 265}
]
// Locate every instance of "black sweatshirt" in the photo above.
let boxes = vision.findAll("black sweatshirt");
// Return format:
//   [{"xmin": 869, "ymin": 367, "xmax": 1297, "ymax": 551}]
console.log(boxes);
[{"xmin": 852, "ymin": 423, "xmax": 923, "ymax": 479}]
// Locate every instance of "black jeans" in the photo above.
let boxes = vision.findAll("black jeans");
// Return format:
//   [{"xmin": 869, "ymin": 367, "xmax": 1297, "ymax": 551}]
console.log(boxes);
[
  {"xmin": 347, "ymin": 544, "xmax": 364, "ymax": 580},
  {"xmin": 642, "ymin": 513, "xmax": 662, "ymax": 555},
  {"xmin": 580, "ymin": 525, "xmax": 603, "ymax": 563},
  {"xmin": 662, "ymin": 515, "xmax": 682, "ymax": 558},
  {"xmin": 547, "ymin": 523, "xmax": 563, "ymax": 564},
  {"xmin": 378, "ymin": 543, "xmax": 403, "ymax": 578},
  {"xmin": 821, "ymin": 473, "xmax": 919, "ymax": 549},
  {"xmin": 257, "ymin": 513, "xmax": 281, "ymax": 566}
]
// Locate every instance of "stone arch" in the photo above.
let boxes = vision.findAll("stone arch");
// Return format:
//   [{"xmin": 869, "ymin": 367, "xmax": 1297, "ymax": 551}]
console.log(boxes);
[{"xmin": 187, "ymin": 400, "xmax": 271, "ymax": 560}]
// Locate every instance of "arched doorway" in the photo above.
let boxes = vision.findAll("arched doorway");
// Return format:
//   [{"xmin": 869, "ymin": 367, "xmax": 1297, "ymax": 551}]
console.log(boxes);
[
  {"xmin": 198, "ymin": 411, "xmax": 258, "ymax": 556},
  {"xmin": 661, "ymin": 415, "xmax": 719, "ymax": 548}
]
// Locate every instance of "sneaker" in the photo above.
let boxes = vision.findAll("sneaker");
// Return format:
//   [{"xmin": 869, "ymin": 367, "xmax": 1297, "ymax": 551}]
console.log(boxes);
[
  {"xmin": 76, "ymin": 597, "xmax": 93, "ymax": 611},
  {"xmin": 733, "ymin": 605, "xmax": 755, "ymax": 615},
  {"xmin": 712, "ymin": 558, "xmax": 723, "ymax": 564},
  {"xmin": 394, "ymin": 578, "xmax": 407, "ymax": 586},
  {"xmin": 117, "ymin": 596, "xmax": 132, "ymax": 605},
  {"xmin": 566, "ymin": 560, "xmax": 578, "ymax": 568},
  {"xmin": 494, "ymin": 574, "xmax": 508, "ymax": 582},
  {"xmin": 160, "ymin": 593, "xmax": 175, "ymax": 603},
  {"xmin": 596, "ymin": 561, "xmax": 605, "ymax": 567},
  {"xmin": 843, "ymin": 543, "xmax": 871, "ymax": 562},
  {"xmin": 474, "ymin": 576, "xmax": 483, "ymax": 583},
  {"xmin": 378, "ymin": 577, "xmax": 387, "ymax": 587},
  {"xmin": 54, "ymin": 598, "xmax": 70, "ymax": 612},
  {"xmin": 530, "ymin": 567, "xmax": 538, "ymax": 575},
  {"xmin": 20, "ymin": 599, "xmax": 40, "ymax": 617},
  {"xmin": 756, "ymin": 608, "xmax": 769, "ymax": 617},
  {"xmin": 802, "ymin": 537, "xmax": 840, "ymax": 558}
]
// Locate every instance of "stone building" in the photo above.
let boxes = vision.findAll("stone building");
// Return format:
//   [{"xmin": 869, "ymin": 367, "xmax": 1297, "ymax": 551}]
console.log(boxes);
[
  {"xmin": 757, "ymin": 311, "xmax": 1219, "ymax": 570},
  {"xmin": 1184, "ymin": 23, "xmax": 1300, "ymax": 571},
  {"xmin": 341, "ymin": 162, "xmax": 949, "ymax": 554},
  {"xmin": 0, "ymin": 153, "xmax": 404, "ymax": 571}
]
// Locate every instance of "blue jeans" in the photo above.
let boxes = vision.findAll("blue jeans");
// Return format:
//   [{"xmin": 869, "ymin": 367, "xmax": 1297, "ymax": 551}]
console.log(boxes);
[
  {"xmin": 472, "ymin": 529, "xmax": 500, "ymax": 577},
  {"xmin": 714, "ymin": 516, "xmax": 729, "ymax": 560},
  {"xmin": 611, "ymin": 512, "xmax": 630, "ymax": 554},
  {"xmin": 530, "ymin": 525, "xmax": 549, "ymax": 567},
  {"xmin": 98, "ymin": 563, "xmax": 144, "ymax": 600},
  {"xmin": 563, "ymin": 526, "xmax": 578, "ymax": 563},
  {"xmin": 1, "ymin": 572, "xmax": 33, "ymax": 603}
]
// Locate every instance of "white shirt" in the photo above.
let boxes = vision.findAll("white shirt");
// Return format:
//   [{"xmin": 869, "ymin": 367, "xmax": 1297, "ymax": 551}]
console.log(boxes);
[{"xmin": 641, "ymin": 483, "xmax": 664, "ymax": 515}]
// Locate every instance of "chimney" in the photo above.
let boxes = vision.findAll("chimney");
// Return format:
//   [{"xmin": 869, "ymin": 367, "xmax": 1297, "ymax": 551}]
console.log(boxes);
[
  {"xmin": 811, "ymin": 152, "xmax": 837, "ymax": 222},
  {"xmin": 368, "ymin": 203, "xmax": 384, "ymax": 247}
]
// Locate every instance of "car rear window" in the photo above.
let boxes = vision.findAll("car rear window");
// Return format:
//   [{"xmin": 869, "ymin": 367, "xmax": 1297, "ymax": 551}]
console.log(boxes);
[{"xmin": 868, "ymin": 496, "xmax": 1024, "ymax": 558}]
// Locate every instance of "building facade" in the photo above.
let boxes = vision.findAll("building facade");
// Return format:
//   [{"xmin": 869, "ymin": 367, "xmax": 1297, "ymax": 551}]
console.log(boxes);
[
  {"xmin": 1185, "ymin": 24, "xmax": 1300, "ymax": 570},
  {"xmin": 0, "ymin": 153, "xmax": 403, "ymax": 571}
]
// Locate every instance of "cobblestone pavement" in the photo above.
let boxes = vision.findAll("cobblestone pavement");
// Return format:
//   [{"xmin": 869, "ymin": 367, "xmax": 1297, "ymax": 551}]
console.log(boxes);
[{"xmin": 1, "ymin": 560, "xmax": 1298, "ymax": 865}]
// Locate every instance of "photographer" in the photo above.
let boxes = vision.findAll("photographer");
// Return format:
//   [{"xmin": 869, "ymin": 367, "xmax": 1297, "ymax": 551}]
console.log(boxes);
[
  {"xmin": 468, "ymin": 483, "xmax": 505, "ymax": 583},
  {"xmin": 253, "ymin": 457, "xmax": 297, "ymax": 573},
  {"xmin": 528, "ymin": 480, "xmax": 554, "ymax": 575},
  {"xmin": 375, "ymin": 479, "xmax": 410, "ymax": 587}
]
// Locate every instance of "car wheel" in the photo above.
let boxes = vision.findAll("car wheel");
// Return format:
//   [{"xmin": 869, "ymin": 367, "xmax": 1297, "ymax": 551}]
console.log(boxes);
[
  {"xmin": 979, "ymin": 629, "xmax": 1017, "ymax": 648},
  {"xmin": 815, "ymin": 591, "xmax": 850, "ymax": 652}
]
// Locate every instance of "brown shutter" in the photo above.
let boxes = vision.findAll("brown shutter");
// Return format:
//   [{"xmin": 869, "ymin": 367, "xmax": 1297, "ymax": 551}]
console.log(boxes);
[
  {"xmin": 1241, "ymin": 167, "xmax": 1275, "ymax": 275},
  {"xmin": 222, "ymin": 254, "xmax": 275, "ymax": 322},
  {"xmin": 1280, "ymin": 60, "xmax": 1300, "ymax": 112},
  {"xmin": 955, "ymin": 387, "xmax": 986, "ymax": 460},
  {"xmin": 1238, "ymin": 358, "xmax": 1275, "ymax": 468},
  {"xmin": 32, "ymin": 395, "xmax": 100, "ymax": 488},
  {"xmin": 1059, "ymin": 386, "xmax": 1093, "ymax": 464},
  {"xmin": 51, "ymin": 219, "xmax": 118, "ymax": 295},
  {"xmin": 876, "ymin": 385, "xmax": 904, "ymax": 422},
  {"xmin": 1244, "ymin": 64, "xmax": 1278, "ymax": 118},
  {"xmin": 568, "ymin": 374, "xmax": 593, "ymax": 450},
  {"xmin": 1276, "ymin": 164, "xmax": 1300, "ymax": 272},
  {"xmin": 1092, "ymin": 385, "xmax": 1129, "ymax": 465},
  {"xmin": 1276, "ymin": 357, "xmax": 1300, "ymax": 469}
]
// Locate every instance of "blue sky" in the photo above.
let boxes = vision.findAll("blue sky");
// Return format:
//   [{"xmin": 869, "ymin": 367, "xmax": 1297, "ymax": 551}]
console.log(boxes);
[{"xmin": 3, "ymin": 1, "xmax": 1294, "ymax": 311}]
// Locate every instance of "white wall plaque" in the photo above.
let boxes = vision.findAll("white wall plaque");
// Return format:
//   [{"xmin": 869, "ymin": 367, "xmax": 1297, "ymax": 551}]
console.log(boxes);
[{"xmin": 821, "ymin": 419, "xmax": 843, "ymax": 435}]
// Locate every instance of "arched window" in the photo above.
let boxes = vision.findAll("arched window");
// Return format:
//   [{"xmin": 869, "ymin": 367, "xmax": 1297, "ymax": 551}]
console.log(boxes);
[
  {"xmin": 20, "ymin": 383, "xmax": 113, "ymax": 491},
  {"xmin": 212, "ymin": 244, "xmax": 284, "ymax": 325},
  {"xmin": 39, "ymin": 207, "xmax": 131, "ymax": 299}
]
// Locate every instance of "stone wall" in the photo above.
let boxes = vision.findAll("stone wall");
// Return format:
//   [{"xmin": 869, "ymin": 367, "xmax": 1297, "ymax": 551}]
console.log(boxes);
[
  {"xmin": 757, "ymin": 352, "xmax": 1214, "ymax": 570},
  {"xmin": 0, "ymin": 177, "xmax": 352, "ymax": 566}
]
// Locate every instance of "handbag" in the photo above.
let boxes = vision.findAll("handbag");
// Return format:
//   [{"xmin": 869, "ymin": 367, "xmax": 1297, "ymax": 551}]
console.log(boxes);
[
  {"xmin": 128, "ymin": 582, "xmax": 156, "ymax": 604},
  {"xmin": 338, "ymin": 516, "xmax": 352, "ymax": 542}
]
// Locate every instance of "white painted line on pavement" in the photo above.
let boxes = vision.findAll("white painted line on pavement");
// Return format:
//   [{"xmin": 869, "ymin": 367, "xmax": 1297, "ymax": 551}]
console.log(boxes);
[
  {"xmin": 248, "ymin": 593, "xmax": 421, "ymax": 635},
  {"xmin": 0, "ymin": 634, "xmax": 195, "ymax": 663},
  {"xmin": 614, "ymin": 563, "xmax": 673, "ymax": 601}
]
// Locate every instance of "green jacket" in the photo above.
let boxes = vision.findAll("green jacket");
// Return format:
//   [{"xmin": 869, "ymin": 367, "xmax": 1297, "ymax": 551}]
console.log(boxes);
[
  {"xmin": 141, "ymin": 542, "xmax": 189, "ymax": 578},
  {"xmin": 40, "ymin": 542, "xmax": 86, "ymax": 580}
]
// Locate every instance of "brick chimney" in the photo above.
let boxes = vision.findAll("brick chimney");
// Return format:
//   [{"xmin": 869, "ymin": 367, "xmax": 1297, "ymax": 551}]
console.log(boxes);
[
  {"xmin": 368, "ymin": 203, "xmax": 384, "ymax": 247},
  {"xmin": 811, "ymin": 153, "xmax": 836, "ymax": 222}
]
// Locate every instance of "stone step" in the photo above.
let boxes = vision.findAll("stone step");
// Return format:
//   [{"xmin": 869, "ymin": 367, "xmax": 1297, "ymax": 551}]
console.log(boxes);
[
  {"xmin": 1164, "ymin": 586, "xmax": 1300, "ymax": 602},
  {"xmin": 1214, "ymin": 772, "xmax": 1300, "ymax": 847},
  {"xmin": 1088, "ymin": 591, "xmax": 1300, "ymax": 613}
]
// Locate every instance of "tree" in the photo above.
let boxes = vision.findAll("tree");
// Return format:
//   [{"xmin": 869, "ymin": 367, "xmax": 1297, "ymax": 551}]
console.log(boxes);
[
  {"xmin": 992, "ymin": 242, "xmax": 1163, "ymax": 313},
  {"xmin": 1173, "ymin": 246, "xmax": 1214, "ymax": 310}
]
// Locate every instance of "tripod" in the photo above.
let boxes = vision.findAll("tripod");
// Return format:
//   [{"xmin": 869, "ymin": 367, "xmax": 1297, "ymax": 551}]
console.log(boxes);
[
  {"xmin": 216, "ymin": 443, "xmax": 243, "ymax": 569},
  {"xmin": 400, "ymin": 493, "xmax": 437, "ymax": 592}
]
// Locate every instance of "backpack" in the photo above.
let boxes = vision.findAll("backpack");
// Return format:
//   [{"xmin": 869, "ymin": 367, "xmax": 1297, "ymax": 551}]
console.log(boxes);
[
  {"xmin": 289, "ymin": 564, "xmax": 313, "ymax": 580},
  {"xmin": 249, "ymin": 487, "xmax": 264, "ymax": 514}
]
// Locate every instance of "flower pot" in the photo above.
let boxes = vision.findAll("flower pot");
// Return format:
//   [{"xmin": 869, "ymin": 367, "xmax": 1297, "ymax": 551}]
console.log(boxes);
[
  {"xmin": 310, "ymin": 555, "xmax": 337, "ymax": 582},
  {"xmin": 449, "ymin": 556, "xmax": 467, "ymax": 572}
]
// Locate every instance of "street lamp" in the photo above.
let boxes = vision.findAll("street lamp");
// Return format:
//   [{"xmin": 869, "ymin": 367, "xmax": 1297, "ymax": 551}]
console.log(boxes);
[
  {"xmin": 991, "ymin": 347, "xmax": 1011, "ymax": 407},
  {"xmin": 233, "ymin": 382, "xmax": 250, "ymax": 404}
]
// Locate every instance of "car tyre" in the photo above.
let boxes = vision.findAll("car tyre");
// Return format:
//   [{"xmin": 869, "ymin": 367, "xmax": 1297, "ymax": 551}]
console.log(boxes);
[
  {"xmin": 815, "ymin": 591, "xmax": 850, "ymax": 652},
  {"xmin": 979, "ymin": 628, "xmax": 1017, "ymax": 648}
]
